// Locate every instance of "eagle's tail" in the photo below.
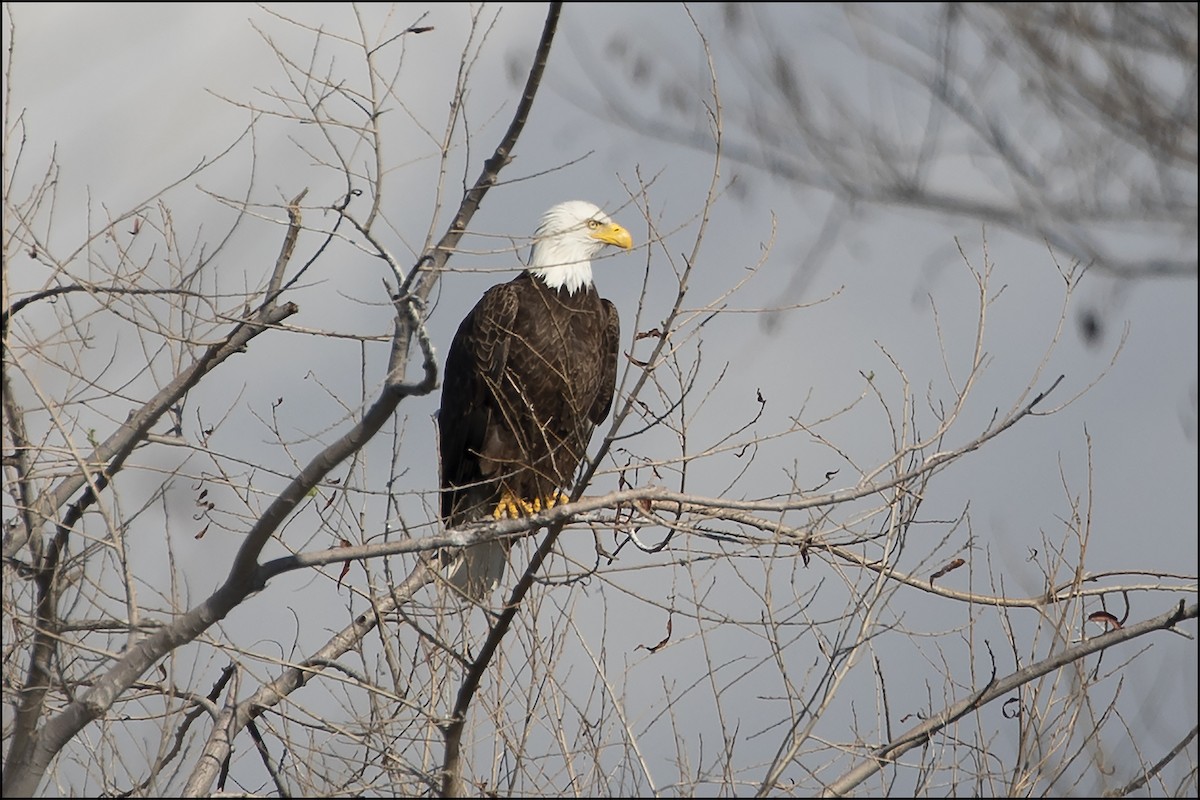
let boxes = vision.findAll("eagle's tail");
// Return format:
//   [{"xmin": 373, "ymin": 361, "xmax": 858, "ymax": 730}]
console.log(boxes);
[
  {"xmin": 436, "ymin": 484, "xmax": 510, "ymax": 601},
  {"xmin": 437, "ymin": 486, "xmax": 567, "ymax": 600},
  {"xmin": 437, "ymin": 539, "xmax": 508, "ymax": 601}
]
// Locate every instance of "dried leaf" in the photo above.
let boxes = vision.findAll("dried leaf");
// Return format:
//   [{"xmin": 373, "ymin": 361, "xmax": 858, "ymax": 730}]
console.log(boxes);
[
  {"xmin": 1087, "ymin": 611, "xmax": 1122, "ymax": 630},
  {"xmin": 930, "ymin": 558, "xmax": 966, "ymax": 585},
  {"xmin": 637, "ymin": 614, "xmax": 673, "ymax": 653},
  {"xmin": 337, "ymin": 539, "xmax": 353, "ymax": 589},
  {"xmin": 1002, "ymin": 697, "xmax": 1022, "ymax": 719}
]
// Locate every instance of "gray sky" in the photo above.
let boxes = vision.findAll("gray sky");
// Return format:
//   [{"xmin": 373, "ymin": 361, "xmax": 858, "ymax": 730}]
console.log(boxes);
[{"xmin": 4, "ymin": 3, "xmax": 1196, "ymax": 794}]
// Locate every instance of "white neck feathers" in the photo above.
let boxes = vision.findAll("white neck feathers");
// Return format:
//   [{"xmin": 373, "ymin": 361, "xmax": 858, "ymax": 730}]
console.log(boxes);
[{"xmin": 529, "ymin": 261, "xmax": 594, "ymax": 295}]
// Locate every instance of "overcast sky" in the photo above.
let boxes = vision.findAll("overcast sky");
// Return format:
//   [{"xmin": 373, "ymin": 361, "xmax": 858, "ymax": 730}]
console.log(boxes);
[{"xmin": 4, "ymin": 3, "xmax": 1196, "ymax": 794}]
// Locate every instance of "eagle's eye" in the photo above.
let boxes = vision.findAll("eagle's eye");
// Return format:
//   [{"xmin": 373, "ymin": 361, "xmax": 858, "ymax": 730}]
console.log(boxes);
[{"xmin": 586, "ymin": 219, "xmax": 601, "ymax": 230}]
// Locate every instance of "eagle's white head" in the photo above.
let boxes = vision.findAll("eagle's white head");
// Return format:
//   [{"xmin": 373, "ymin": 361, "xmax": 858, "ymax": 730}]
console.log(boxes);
[{"xmin": 528, "ymin": 200, "xmax": 633, "ymax": 294}]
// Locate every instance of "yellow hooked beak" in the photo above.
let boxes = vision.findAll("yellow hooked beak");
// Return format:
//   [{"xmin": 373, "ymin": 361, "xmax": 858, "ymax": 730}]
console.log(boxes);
[{"xmin": 590, "ymin": 221, "xmax": 633, "ymax": 250}]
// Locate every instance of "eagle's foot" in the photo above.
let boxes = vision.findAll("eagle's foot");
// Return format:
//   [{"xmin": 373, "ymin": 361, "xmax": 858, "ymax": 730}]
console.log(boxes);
[
  {"xmin": 535, "ymin": 491, "xmax": 570, "ymax": 512},
  {"xmin": 491, "ymin": 491, "xmax": 570, "ymax": 519}
]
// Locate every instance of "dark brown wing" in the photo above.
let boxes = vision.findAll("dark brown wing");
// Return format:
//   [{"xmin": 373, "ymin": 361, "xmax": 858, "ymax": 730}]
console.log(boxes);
[
  {"xmin": 589, "ymin": 298, "xmax": 620, "ymax": 425},
  {"xmin": 438, "ymin": 282, "xmax": 519, "ymax": 524}
]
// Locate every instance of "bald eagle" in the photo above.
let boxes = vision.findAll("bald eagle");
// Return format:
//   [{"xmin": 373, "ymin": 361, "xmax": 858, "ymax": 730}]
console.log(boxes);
[{"xmin": 437, "ymin": 200, "xmax": 633, "ymax": 597}]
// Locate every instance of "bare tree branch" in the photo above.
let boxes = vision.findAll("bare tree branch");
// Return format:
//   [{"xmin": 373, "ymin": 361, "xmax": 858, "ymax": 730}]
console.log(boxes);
[{"xmin": 819, "ymin": 602, "xmax": 1198, "ymax": 797}]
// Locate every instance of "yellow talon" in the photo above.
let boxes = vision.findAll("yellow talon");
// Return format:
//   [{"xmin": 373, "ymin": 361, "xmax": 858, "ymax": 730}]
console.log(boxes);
[
  {"xmin": 531, "ymin": 492, "xmax": 569, "ymax": 512},
  {"xmin": 491, "ymin": 491, "xmax": 570, "ymax": 519},
  {"xmin": 491, "ymin": 493, "xmax": 522, "ymax": 519}
]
